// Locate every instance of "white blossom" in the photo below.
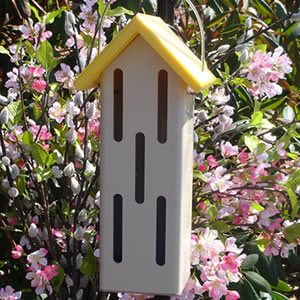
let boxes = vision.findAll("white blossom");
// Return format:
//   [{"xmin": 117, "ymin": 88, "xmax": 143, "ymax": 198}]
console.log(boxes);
[
  {"xmin": 0, "ymin": 107, "xmax": 9, "ymax": 124},
  {"xmin": 66, "ymin": 128, "xmax": 77, "ymax": 144},
  {"xmin": 71, "ymin": 177, "xmax": 80, "ymax": 194},
  {"xmin": 86, "ymin": 102, "xmax": 96, "ymax": 119},
  {"xmin": 63, "ymin": 162, "xmax": 75, "ymax": 177},
  {"xmin": 8, "ymin": 187, "xmax": 18, "ymax": 198},
  {"xmin": 28, "ymin": 223, "xmax": 39, "ymax": 238}
]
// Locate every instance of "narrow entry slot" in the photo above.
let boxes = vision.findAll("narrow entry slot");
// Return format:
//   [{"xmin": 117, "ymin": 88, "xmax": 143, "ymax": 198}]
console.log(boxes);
[
  {"xmin": 114, "ymin": 69, "xmax": 123, "ymax": 142},
  {"xmin": 113, "ymin": 194, "xmax": 123, "ymax": 263},
  {"xmin": 156, "ymin": 196, "xmax": 166, "ymax": 266},
  {"xmin": 135, "ymin": 133, "xmax": 145, "ymax": 204},
  {"xmin": 157, "ymin": 70, "xmax": 168, "ymax": 143}
]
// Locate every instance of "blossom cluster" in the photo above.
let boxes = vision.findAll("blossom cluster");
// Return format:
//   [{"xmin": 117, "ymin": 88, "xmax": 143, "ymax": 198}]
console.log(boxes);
[{"xmin": 241, "ymin": 47, "xmax": 293, "ymax": 98}]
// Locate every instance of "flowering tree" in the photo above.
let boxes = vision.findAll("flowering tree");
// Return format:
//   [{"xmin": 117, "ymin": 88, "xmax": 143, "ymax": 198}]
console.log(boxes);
[{"xmin": 0, "ymin": 0, "xmax": 299, "ymax": 299}]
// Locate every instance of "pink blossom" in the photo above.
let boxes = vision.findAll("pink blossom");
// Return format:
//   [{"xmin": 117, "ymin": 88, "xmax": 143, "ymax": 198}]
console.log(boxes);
[
  {"xmin": 221, "ymin": 141, "xmax": 239, "ymax": 157},
  {"xmin": 27, "ymin": 248, "xmax": 48, "ymax": 270},
  {"xmin": 207, "ymin": 155, "xmax": 218, "ymax": 167},
  {"xmin": 226, "ymin": 290, "xmax": 240, "ymax": 300},
  {"xmin": 43, "ymin": 265, "xmax": 59, "ymax": 280},
  {"xmin": 11, "ymin": 244, "xmax": 23, "ymax": 259},
  {"xmin": 269, "ymin": 218, "xmax": 283, "ymax": 232},
  {"xmin": 238, "ymin": 149, "xmax": 249, "ymax": 163},
  {"xmin": 32, "ymin": 79, "xmax": 47, "ymax": 93},
  {"xmin": 201, "ymin": 278, "xmax": 228, "ymax": 300},
  {"xmin": 264, "ymin": 236, "xmax": 282, "ymax": 256},
  {"xmin": 48, "ymin": 102, "xmax": 66, "ymax": 123},
  {"xmin": 171, "ymin": 277, "xmax": 202, "ymax": 300},
  {"xmin": 54, "ymin": 63, "xmax": 75, "ymax": 89},
  {"xmin": 0, "ymin": 285, "xmax": 22, "ymax": 299},
  {"xmin": 7, "ymin": 217, "xmax": 17, "ymax": 226},
  {"xmin": 25, "ymin": 268, "xmax": 53, "ymax": 295},
  {"xmin": 29, "ymin": 125, "xmax": 52, "ymax": 141},
  {"xmin": 221, "ymin": 253, "xmax": 238, "ymax": 271}
]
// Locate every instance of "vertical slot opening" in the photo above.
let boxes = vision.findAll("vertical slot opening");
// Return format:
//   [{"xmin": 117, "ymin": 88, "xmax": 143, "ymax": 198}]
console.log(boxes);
[
  {"xmin": 113, "ymin": 194, "xmax": 123, "ymax": 263},
  {"xmin": 156, "ymin": 196, "xmax": 166, "ymax": 266},
  {"xmin": 158, "ymin": 70, "xmax": 168, "ymax": 143},
  {"xmin": 135, "ymin": 132, "xmax": 145, "ymax": 204},
  {"xmin": 114, "ymin": 69, "xmax": 123, "ymax": 142}
]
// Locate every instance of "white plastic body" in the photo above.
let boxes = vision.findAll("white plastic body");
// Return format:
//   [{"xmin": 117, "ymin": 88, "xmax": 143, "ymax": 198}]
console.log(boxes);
[{"xmin": 99, "ymin": 35, "xmax": 193, "ymax": 295}]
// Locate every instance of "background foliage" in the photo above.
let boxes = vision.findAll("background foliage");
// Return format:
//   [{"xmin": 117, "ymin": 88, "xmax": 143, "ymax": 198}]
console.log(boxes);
[{"xmin": 0, "ymin": 0, "xmax": 299, "ymax": 299}]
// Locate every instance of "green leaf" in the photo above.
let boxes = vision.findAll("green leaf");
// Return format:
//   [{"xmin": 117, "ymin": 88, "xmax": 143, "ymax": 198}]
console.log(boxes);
[
  {"xmin": 232, "ymin": 77, "xmax": 252, "ymax": 88},
  {"xmin": 252, "ymin": 201, "xmax": 264, "ymax": 212},
  {"xmin": 7, "ymin": 100, "xmax": 23, "ymax": 126},
  {"xmin": 28, "ymin": 4, "xmax": 41, "ymax": 22},
  {"xmin": 37, "ymin": 40, "xmax": 57, "ymax": 73},
  {"xmin": 18, "ymin": 131, "xmax": 33, "ymax": 145},
  {"xmin": 0, "ymin": 46, "xmax": 10, "ymax": 56},
  {"xmin": 51, "ymin": 264, "xmax": 64, "ymax": 292},
  {"xmin": 25, "ymin": 41, "xmax": 35, "ymax": 58},
  {"xmin": 283, "ymin": 223, "xmax": 300, "ymax": 244},
  {"xmin": 241, "ymin": 254, "xmax": 259, "ymax": 270},
  {"xmin": 36, "ymin": 167, "xmax": 52, "ymax": 182},
  {"xmin": 244, "ymin": 135, "xmax": 260, "ymax": 152},
  {"xmin": 211, "ymin": 221, "xmax": 232, "ymax": 232},
  {"xmin": 207, "ymin": 11, "xmax": 230, "ymax": 28},
  {"xmin": 98, "ymin": 0, "xmax": 106, "ymax": 16},
  {"xmin": 256, "ymin": 143, "xmax": 266, "ymax": 155},
  {"xmin": 251, "ymin": 112, "xmax": 263, "ymax": 126},
  {"xmin": 80, "ymin": 245, "xmax": 98, "ymax": 275},
  {"xmin": 272, "ymin": 291, "xmax": 290, "ymax": 300},
  {"xmin": 283, "ymin": 186, "xmax": 298, "ymax": 219},
  {"xmin": 106, "ymin": 7, "xmax": 134, "ymax": 17},
  {"xmin": 251, "ymin": 0, "xmax": 276, "ymax": 17},
  {"xmin": 46, "ymin": 152, "xmax": 58, "ymax": 167},
  {"xmin": 16, "ymin": 175, "xmax": 26, "ymax": 194},
  {"xmin": 245, "ymin": 271, "xmax": 272, "ymax": 294},
  {"xmin": 0, "ymin": 226, "xmax": 22, "ymax": 232},
  {"xmin": 271, "ymin": 280, "xmax": 292, "ymax": 292},
  {"xmin": 44, "ymin": 7, "xmax": 67, "ymax": 24},
  {"xmin": 193, "ymin": 170, "xmax": 207, "ymax": 182},
  {"xmin": 285, "ymin": 21, "xmax": 300, "ymax": 42},
  {"xmin": 31, "ymin": 143, "xmax": 49, "ymax": 165}
]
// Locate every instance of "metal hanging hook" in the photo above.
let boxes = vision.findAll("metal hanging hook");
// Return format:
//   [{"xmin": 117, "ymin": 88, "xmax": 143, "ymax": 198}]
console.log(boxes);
[{"xmin": 184, "ymin": 0, "xmax": 205, "ymax": 72}]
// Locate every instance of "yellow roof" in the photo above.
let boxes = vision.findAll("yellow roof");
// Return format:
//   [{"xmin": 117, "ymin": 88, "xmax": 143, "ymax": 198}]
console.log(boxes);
[{"xmin": 74, "ymin": 13, "xmax": 216, "ymax": 93}]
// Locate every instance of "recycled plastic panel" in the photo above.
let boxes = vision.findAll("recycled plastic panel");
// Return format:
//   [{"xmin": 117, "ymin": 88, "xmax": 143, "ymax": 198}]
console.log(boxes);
[{"xmin": 99, "ymin": 35, "xmax": 193, "ymax": 295}]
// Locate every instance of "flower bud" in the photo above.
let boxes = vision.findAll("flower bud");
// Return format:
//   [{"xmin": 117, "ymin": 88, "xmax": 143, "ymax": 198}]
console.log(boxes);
[
  {"xmin": 34, "ymin": 203, "xmax": 44, "ymax": 215},
  {"xmin": 215, "ymin": 123, "xmax": 225, "ymax": 134},
  {"xmin": 65, "ymin": 275, "xmax": 74, "ymax": 287},
  {"xmin": 10, "ymin": 164, "xmax": 20, "ymax": 179},
  {"xmin": 217, "ymin": 44, "xmax": 230, "ymax": 54},
  {"xmin": 71, "ymin": 177, "xmax": 80, "ymax": 194},
  {"xmin": 75, "ymin": 145, "xmax": 84, "ymax": 159},
  {"xmin": 78, "ymin": 209, "xmax": 88, "ymax": 223},
  {"xmin": 52, "ymin": 166, "xmax": 63, "ymax": 178},
  {"xmin": 79, "ymin": 276, "xmax": 89, "ymax": 288},
  {"xmin": 235, "ymin": 44, "xmax": 248, "ymax": 52},
  {"xmin": 291, "ymin": 10, "xmax": 300, "ymax": 22},
  {"xmin": 8, "ymin": 187, "xmax": 19, "ymax": 198},
  {"xmin": 28, "ymin": 223, "xmax": 39, "ymax": 238},
  {"xmin": 86, "ymin": 102, "xmax": 96, "ymax": 119},
  {"xmin": 2, "ymin": 156, "xmax": 10, "ymax": 166},
  {"xmin": 74, "ymin": 226, "xmax": 85, "ymax": 240},
  {"xmin": 198, "ymin": 110, "xmax": 208, "ymax": 122},
  {"xmin": 67, "ymin": 11, "xmax": 76, "ymax": 25},
  {"xmin": 219, "ymin": 114, "xmax": 230, "ymax": 124},
  {"xmin": 74, "ymin": 92, "xmax": 83, "ymax": 107},
  {"xmin": 223, "ymin": 105, "xmax": 235, "ymax": 116},
  {"xmin": 239, "ymin": 49, "xmax": 248, "ymax": 62},
  {"xmin": 54, "ymin": 149, "xmax": 63, "ymax": 164},
  {"xmin": 63, "ymin": 162, "xmax": 75, "ymax": 177},
  {"xmin": 0, "ymin": 107, "xmax": 9, "ymax": 124},
  {"xmin": 76, "ymin": 253, "xmax": 83, "ymax": 269},
  {"xmin": 41, "ymin": 227, "xmax": 48, "ymax": 240},
  {"xmin": 2, "ymin": 179, "xmax": 10, "ymax": 189},
  {"xmin": 66, "ymin": 128, "xmax": 77, "ymax": 144},
  {"xmin": 245, "ymin": 17, "xmax": 252, "ymax": 29},
  {"xmin": 0, "ymin": 95, "xmax": 8, "ymax": 105}
]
